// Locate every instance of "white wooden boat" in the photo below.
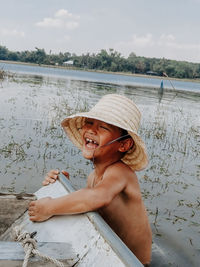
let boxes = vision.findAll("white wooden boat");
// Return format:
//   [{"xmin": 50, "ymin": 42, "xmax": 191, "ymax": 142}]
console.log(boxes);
[{"xmin": 0, "ymin": 174, "xmax": 143, "ymax": 266}]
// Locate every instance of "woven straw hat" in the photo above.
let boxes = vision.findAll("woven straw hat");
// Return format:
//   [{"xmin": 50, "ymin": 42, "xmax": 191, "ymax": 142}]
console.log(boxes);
[{"xmin": 61, "ymin": 94, "xmax": 148, "ymax": 171}]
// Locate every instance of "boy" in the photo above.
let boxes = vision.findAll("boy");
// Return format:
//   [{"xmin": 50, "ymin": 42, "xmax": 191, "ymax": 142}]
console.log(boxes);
[{"xmin": 28, "ymin": 94, "xmax": 152, "ymax": 265}]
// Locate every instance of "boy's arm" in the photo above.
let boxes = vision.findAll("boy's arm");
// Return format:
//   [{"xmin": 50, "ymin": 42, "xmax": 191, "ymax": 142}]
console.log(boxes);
[{"xmin": 29, "ymin": 169, "xmax": 127, "ymax": 222}]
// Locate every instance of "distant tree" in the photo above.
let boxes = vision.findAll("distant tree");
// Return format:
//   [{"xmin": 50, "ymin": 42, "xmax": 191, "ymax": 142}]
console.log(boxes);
[
  {"xmin": 165, "ymin": 64, "xmax": 176, "ymax": 77},
  {"xmin": 0, "ymin": 46, "xmax": 9, "ymax": 60},
  {"xmin": 97, "ymin": 49, "xmax": 112, "ymax": 70},
  {"xmin": 1, "ymin": 45, "xmax": 200, "ymax": 79},
  {"xmin": 7, "ymin": 51, "xmax": 19, "ymax": 61},
  {"xmin": 33, "ymin": 48, "xmax": 47, "ymax": 64},
  {"xmin": 127, "ymin": 52, "xmax": 137, "ymax": 73}
]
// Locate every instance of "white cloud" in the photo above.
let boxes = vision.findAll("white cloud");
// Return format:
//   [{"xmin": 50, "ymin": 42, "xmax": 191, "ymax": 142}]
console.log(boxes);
[
  {"xmin": 157, "ymin": 34, "xmax": 200, "ymax": 62},
  {"xmin": 159, "ymin": 34, "xmax": 175, "ymax": 43},
  {"xmin": 0, "ymin": 28, "xmax": 25, "ymax": 37},
  {"xmin": 131, "ymin": 34, "xmax": 154, "ymax": 47},
  {"xmin": 36, "ymin": 18, "xmax": 61, "ymax": 28},
  {"xmin": 115, "ymin": 34, "xmax": 154, "ymax": 52},
  {"xmin": 114, "ymin": 33, "xmax": 200, "ymax": 62},
  {"xmin": 36, "ymin": 9, "xmax": 80, "ymax": 30},
  {"xmin": 56, "ymin": 34, "xmax": 71, "ymax": 44},
  {"xmin": 55, "ymin": 9, "xmax": 80, "ymax": 20}
]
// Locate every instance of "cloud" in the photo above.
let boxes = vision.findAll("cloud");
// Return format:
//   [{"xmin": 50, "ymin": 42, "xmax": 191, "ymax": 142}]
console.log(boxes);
[
  {"xmin": 56, "ymin": 34, "xmax": 71, "ymax": 44},
  {"xmin": 0, "ymin": 28, "xmax": 25, "ymax": 37},
  {"xmin": 116, "ymin": 33, "xmax": 154, "ymax": 49},
  {"xmin": 55, "ymin": 9, "xmax": 80, "ymax": 20},
  {"xmin": 157, "ymin": 34, "xmax": 200, "ymax": 62},
  {"xmin": 36, "ymin": 9, "xmax": 80, "ymax": 30},
  {"xmin": 114, "ymin": 33, "xmax": 200, "ymax": 62},
  {"xmin": 130, "ymin": 34, "xmax": 154, "ymax": 47},
  {"xmin": 159, "ymin": 34, "xmax": 175, "ymax": 43}
]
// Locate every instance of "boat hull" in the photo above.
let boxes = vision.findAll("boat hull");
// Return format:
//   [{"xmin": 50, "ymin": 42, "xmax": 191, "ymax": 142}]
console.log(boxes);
[{"xmin": 0, "ymin": 175, "xmax": 142, "ymax": 267}]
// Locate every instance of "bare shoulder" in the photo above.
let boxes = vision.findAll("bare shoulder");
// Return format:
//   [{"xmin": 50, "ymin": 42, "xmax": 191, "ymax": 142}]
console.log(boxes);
[
  {"xmin": 104, "ymin": 161, "xmax": 137, "ymax": 181},
  {"xmin": 104, "ymin": 161, "xmax": 141, "ymax": 199}
]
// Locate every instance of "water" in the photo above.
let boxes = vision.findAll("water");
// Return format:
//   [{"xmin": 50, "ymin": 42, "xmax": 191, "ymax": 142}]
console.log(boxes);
[
  {"xmin": 0, "ymin": 64, "xmax": 200, "ymax": 266},
  {"xmin": 1, "ymin": 61, "xmax": 200, "ymax": 92}
]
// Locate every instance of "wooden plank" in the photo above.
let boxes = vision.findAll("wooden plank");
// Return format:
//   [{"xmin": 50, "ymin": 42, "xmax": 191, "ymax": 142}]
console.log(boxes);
[{"xmin": 0, "ymin": 198, "xmax": 30, "ymax": 237}]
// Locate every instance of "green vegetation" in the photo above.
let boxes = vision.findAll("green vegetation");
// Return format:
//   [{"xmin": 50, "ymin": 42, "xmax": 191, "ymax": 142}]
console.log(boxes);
[
  {"xmin": 0, "ymin": 69, "xmax": 6, "ymax": 80},
  {"xmin": 0, "ymin": 68, "xmax": 14, "ymax": 81},
  {"xmin": 1, "ymin": 45, "xmax": 200, "ymax": 79}
]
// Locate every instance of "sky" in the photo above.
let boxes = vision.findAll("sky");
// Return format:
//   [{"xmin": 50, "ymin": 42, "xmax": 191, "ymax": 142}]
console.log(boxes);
[{"xmin": 1, "ymin": 0, "xmax": 200, "ymax": 63}]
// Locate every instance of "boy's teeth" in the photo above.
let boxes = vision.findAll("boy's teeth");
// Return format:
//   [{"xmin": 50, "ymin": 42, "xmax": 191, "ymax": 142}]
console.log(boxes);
[{"xmin": 86, "ymin": 138, "xmax": 97, "ymax": 144}]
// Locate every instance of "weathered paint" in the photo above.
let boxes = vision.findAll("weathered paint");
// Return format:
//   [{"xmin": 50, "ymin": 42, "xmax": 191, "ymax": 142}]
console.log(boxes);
[{"xmin": 1, "ymin": 175, "xmax": 143, "ymax": 267}]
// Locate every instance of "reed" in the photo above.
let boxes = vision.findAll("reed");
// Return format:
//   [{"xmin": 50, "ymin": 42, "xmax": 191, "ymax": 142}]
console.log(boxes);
[
  {"xmin": 0, "ymin": 68, "xmax": 14, "ymax": 81},
  {"xmin": 0, "ymin": 69, "xmax": 6, "ymax": 80}
]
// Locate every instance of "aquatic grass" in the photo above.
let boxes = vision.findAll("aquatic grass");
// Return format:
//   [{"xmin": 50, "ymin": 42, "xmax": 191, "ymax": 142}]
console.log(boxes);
[
  {"xmin": 1, "ymin": 71, "xmax": 200, "ymax": 262},
  {"xmin": 0, "ymin": 69, "xmax": 7, "ymax": 80},
  {"xmin": 48, "ymin": 92, "xmax": 90, "ymax": 130},
  {"xmin": 139, "ymin": 96, "xmax": 200, "ymax": 247},
  {"xmin": 0, "ymin": 141, "xmax": 26, "ymax": 161},
  {"xmin": 0, "ymin": 69, "xmax": 15, "ymax": 83}
]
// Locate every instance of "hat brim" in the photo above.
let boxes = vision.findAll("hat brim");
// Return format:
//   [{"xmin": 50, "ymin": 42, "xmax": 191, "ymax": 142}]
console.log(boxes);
[{"xmin": 61, "ymin": 112, "xmax": 148, "ymax": 171}]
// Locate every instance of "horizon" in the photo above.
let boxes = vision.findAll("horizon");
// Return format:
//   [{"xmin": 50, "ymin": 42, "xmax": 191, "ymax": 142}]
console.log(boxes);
[
  {"xmin": 1, "ymin": 45, "xmax": 200, "ymax": 65},
  {"xmin": 1, "ymin": 1, "xmax": 200, "ymax": 63}
]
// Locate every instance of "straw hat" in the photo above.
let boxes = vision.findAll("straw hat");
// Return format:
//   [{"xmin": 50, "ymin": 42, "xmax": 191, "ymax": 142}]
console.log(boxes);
[{"xmin": 61, "ymin": 94, "xmax": 148, "ymax": 171}]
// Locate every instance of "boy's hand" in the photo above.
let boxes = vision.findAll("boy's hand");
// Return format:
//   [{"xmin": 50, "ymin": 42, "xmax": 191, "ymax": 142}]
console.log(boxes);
[
  {"xmin": 28, "ymin": 197, "xmax": 52, "ymax": 222},
  {"xmin": 42, "ymin": 170, "xmax": 69, "ymax": 186}
]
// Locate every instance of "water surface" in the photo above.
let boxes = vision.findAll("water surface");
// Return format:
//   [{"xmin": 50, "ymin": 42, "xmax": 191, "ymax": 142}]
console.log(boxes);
[
  {"xmin": 0, "ymin": 67, "xmax": 199, "ymax": 266},
  {"xmin": 1, "ymin": 61, "xmax": 200, "ymax": 92}
]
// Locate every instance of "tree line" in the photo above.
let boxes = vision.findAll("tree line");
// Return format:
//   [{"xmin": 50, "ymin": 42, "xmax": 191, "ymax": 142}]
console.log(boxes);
[{"xmin": 1, "ymin": 45, "xmax": 200, "ymax": 79}]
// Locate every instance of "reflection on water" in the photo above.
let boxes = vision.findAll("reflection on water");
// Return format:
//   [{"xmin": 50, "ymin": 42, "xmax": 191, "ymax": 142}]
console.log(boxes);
[{"xmin": 0, "ymin": 72, "xmax": 200, "ymax": 266}]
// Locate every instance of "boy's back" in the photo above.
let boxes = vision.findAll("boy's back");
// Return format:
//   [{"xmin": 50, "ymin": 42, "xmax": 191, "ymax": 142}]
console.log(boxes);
[{"xmin": 87, "ymin": 161, "xmax": 152, "ymax": 264}]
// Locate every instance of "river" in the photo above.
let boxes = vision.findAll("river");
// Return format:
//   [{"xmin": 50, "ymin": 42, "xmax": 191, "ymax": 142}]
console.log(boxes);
[
  {"xmin": 0, "ymin": 62, "xmax": 200, "ymax": 266},
  {"xmin": 1, "ymin": 61, "xmax": 200, "ymax": 92}
]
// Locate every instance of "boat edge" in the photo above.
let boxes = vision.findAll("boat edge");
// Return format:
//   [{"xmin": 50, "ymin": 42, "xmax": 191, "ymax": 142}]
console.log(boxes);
[{"xmin": 59, "ymin": 174, "xmax": 143, "ymax": 267}]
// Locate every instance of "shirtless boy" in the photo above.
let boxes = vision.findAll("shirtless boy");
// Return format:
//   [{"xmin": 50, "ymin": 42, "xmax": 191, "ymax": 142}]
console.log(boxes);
[{"xmin": 28, "ymin": 94, "xmax": 152, "ymax": 265}]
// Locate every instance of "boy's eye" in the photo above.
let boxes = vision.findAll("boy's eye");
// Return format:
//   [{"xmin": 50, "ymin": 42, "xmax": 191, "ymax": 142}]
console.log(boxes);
[
  {"xmin": 85, "ymin": 120, "xmax": 93, "ymax": 125},
  {"xmin": 100, "ymin": 125, "xmax": 109, "ymax": 131}
]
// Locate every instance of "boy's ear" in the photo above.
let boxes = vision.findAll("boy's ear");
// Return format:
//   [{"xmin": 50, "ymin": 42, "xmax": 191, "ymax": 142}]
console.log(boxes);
[{"xmin": 118, "ymin": 138, "xmax": 134, "ymax": 153}]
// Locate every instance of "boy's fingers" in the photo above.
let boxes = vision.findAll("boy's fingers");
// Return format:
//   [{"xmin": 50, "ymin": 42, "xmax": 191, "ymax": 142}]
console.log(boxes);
[
  {"xmin": 49, "ymin": 177, "xmax": 57, "ymax": 183},
  {"xmin": 45, "ymin": 172, "xmax": 58, "ymax": 179},
  {"xmin": 43, "ymin": 177, "xmax": 57, "ymax": 185},
  {"xmin": 28, "ymin": 209, "xmax": 34, "ymax": 215},
  {"xmin": 29, "ymin": 216, "xmax": 36, "ymax": 221},
  {"xmin": 29, "ymin": 201, "xmax": 35, "ymax": 207},
  {"xmin": 42, "ymin": 180, "xmax": 50, "ymax": 186},
  {"xmin": 46, "ymin": 170, "xmax": 59, "ymax": 178},
  {"xmin": 42, "ymin": 169, "xmax": 60, "ymax": 186},
  {"xmin": 46, "ymin": 174, "xmax": 58, "ymax": 180},
  {"xmin": 43, "ymin": 172, "xmax": 59, "ymax": 184}
]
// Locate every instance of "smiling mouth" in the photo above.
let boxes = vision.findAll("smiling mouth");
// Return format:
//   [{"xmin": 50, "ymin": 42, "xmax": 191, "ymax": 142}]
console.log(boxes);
[{"xmin": 85, "ymin": 138, "xmax": 99, "ymax": 148}]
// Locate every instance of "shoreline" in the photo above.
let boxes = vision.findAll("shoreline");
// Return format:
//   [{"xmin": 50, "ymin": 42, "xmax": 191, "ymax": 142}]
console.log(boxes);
[
  {"xmin": 1, "ymin": 60, "xmax": 200, "ymax": 97},
  {"xmin": 1, "ymin": 59, "xmax": 200, "ymax": 84}
]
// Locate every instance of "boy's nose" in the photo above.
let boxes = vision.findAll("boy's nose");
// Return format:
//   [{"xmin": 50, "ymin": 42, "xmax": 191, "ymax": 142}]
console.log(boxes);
[{"xmin": 87, "ymin": 125, "xmax": 97, "ymax": 134}]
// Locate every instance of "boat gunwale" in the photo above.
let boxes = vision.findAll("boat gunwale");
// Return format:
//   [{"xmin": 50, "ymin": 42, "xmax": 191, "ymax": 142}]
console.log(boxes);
[{"xmin": 59, "ymin": 174, "xmax": 143, "ymax": 267}]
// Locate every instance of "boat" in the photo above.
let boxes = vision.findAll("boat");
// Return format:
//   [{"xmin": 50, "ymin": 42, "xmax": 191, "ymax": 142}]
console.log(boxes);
[{"xmin": 0, "ymin": 174, "xmax": 143, "ymax": 266}]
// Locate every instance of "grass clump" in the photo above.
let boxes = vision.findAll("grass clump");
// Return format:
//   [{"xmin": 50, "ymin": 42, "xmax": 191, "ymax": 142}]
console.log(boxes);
[{"xmin": 0, "ymin": 68, "xmax": 14, "ymax": 81}]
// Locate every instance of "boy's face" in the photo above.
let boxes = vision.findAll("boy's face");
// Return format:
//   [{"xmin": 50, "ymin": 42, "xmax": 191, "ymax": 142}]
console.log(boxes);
[{"xmin": 81, "ymin": 118, "xmax": 123, "ymax": 160}]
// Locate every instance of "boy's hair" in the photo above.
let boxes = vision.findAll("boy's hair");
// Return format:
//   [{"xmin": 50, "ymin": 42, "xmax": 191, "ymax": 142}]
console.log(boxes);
[
  {"xmin": 61, "ymin": 94, "xmax": 148, "ymax": 171},
  {"xmin": 119, "ymin": 129, "xmax": 135, "ymax": 150},
  {"xmin": 120, "ymin": 129, "xmax": 129, "ymax": 139}
]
